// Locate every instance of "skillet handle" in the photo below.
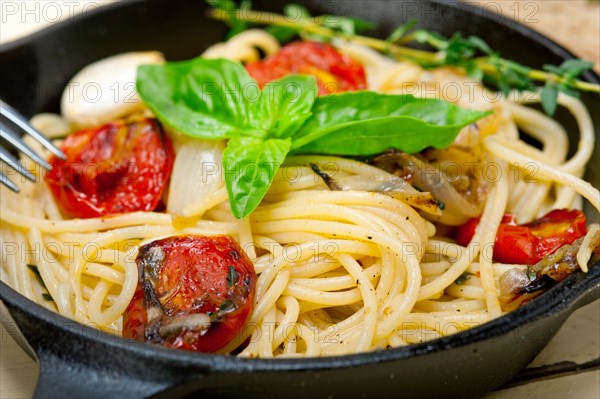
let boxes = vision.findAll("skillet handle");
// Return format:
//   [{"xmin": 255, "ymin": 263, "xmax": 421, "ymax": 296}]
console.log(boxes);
[
  {"xmin": 1, "ymin": 296, "xmax": 179, "ymax": 399},
  {"xmin": 32, "ymin": 349, "xmax": 169, "ymax": 399}
]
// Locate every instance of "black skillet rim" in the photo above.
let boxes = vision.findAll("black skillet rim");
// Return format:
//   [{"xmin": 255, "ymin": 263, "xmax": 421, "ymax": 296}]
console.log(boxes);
[{"xmin": 0, "ymin": 0, "xmax": 599, "ymax": 373}]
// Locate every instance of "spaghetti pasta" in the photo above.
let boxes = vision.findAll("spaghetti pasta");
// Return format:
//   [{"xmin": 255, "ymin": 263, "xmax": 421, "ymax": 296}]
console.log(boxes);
[{"xmin": 1, "ymin": 29, "xmax": 598, "ymax": 357}]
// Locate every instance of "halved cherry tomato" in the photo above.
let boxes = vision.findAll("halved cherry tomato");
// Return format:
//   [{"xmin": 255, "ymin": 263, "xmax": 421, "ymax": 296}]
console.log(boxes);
[
  {"xmin": 45, "ymin": 118, "xmax": 173, "ymax": 218},
  {"xmin": 246, "ymin": 41, "xmax": 367, "ymax": 95},
  {"xmin": 123, "ymin": 235, "xmax": 256, "ymax": 353},
  {"xmin": 454, "ymin": 209, "xmax": 587, "ymax": 265}
]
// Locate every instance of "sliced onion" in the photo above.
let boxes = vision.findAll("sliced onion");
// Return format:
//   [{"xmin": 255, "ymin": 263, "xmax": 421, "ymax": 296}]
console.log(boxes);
[
  {"xmin": 311, "ymin": 164, "xmax": 441, "ymax": 215},
  {"xmin": 370, "ymin": 151, "xmax": 485, "ymax": 225},
  {"xmin": 158, "ymin": 313, "xmax": 211, "ymax": 338},
  {"xmin": 167, "ymin": 139, "xmax": 225, "ymax": 217},
  {"xmin": 498, "ymin": 235, "xmax": 600, "ymax": 312}
]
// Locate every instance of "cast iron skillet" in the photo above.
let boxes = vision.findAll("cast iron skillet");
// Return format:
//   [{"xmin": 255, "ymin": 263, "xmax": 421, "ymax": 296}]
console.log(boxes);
[{"xmin": 1, "ymin": 0, "xmax": 599, "ymax": 398}]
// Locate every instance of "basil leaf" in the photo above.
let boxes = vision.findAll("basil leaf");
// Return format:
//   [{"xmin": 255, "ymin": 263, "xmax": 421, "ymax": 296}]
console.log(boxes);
[
  {"xmin": 254, "ymin": 75, "xmax": 317, "ymax": 138},
  {"xmin": 291, "ymin": 92, "xmax": 491, "ymax": 155},
  {"xmin": 223, "ymin": 137, "xmax": 291, "ymax": 218},
  {"xmin": 137, "ymin": 58, "xmax": 257, "ymax": 139}
]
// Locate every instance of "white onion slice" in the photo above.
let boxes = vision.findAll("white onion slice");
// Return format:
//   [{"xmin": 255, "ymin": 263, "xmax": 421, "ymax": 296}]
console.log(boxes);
[{"xmin": 167, "ymin": 139, "xmax": 225, "ymax": 217}]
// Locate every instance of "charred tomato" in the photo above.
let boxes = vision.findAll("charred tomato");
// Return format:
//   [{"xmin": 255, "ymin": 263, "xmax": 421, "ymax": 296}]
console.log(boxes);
[
  {"xmin": 123, "ymin": 235, "xmax": 256, "ymax": 353},
  {"xmin": 45, "ymin": 118, "xmax": 173, "ymax": 218},
  {"xmin": 454, "ymin": 209, "xmax": 587, "ymax": 265},
  {"xmin": 246, "ymin": 41, "xmax": 367, "ymax": 95}
]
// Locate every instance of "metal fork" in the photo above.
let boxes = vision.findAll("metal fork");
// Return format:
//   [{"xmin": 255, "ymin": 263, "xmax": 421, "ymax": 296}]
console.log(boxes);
[{"xmin": 0, "ymin": 100, "xmax": 66, "ymax": 192}]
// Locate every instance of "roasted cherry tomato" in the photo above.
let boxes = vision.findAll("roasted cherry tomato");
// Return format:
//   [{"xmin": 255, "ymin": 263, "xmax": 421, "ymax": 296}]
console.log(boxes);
[
  {"xmin": 454, "ymin": 209, "xmax": 587, "ymax": 265},
  {"xmin": 45, "ymin": 118, "xmax": 173, "ymax": 219},
  {"xmin": 123, "ymin": 235, "xmax": 256, "ymax": 353},
  {"xmin": 246, "ymin": 41, "xmax": 367, "ymax": 95}
]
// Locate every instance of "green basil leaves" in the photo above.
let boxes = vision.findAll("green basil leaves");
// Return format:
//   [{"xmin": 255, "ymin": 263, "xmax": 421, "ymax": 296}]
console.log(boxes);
[
  {"xmin": 137, "ymin": 57, "xmax": 490, "ymax": 219},
  {"xmin": 291, "ymin": 92, "xmax": 489, "ymax": 155}
]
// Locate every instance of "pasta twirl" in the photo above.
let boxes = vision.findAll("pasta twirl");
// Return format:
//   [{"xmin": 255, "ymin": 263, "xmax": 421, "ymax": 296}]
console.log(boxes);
[{"xmin": 1, "ymin": 30, "xmax": 598, "ymax": 357}]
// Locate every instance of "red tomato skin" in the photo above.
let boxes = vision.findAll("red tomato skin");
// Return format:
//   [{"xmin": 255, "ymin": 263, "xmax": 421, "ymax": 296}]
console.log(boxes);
[
  {"xmin": 122, "ymin": 286, "xmax": 147, "ymax": 341},
  {"xmin": 123, "ymin": 235, "xmax": 256, "ymax": 353},
  {"xmin": 45, "ymin": 118, "xmax": 174, "ymax": 219},
  {"xmin": 454, "ymin": 210, "xmax": 587, "ymax": 265},
  {"xmin": 246, "ymin": 41, "xmax": 366, "ymax": 95},
  {"xmin": 493, "ymin": 225, "xmax": 538, "ymax": 264},
  {"xmin": 453, "ymin": 217, "xmax": 480, "ymax": 247},
  {"xmin": 528, "ymin": 209, "xmax": 587, "ymax": 259}
]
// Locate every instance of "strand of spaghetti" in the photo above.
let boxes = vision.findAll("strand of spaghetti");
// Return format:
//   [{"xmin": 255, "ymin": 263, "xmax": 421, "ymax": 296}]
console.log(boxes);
[
  {"xmin": 86, "ymin": 247, "xmax": 138, "ymax": 327},
  {"xmin": 296, "ymin": 323, "xmax": 321, "ymax": 356},
  {"xmin": 69, "ymin": 226, "xmax": 162, "ymax": 321},
  {"xmin": 271, "ymin": 296, "xmax": 301, "ymax": 352},
  {"xmin": 84, "ymin": 262, "xmax": 125, "ymax": 285},
  {"xmin": 223, "ymin": 267, "xmax": 292, "ymax": 355},
  {"xmin": 249, "ymin": 268, "xmax": 291, "ymax": 333},
  {"xmin": 39, "ymin": 236, "xmax": 70, "ymax": 282},
  {"xmin": 425, "ymin": 240, "xmax": 466, "ymax": 261},
  {"xmin": 255, "ymin": 202, "xmax": 422, "ymax": 304},
  {"xmin": 27, "ymin": 227, "xmax": 59, "ymax": 301},
  {"xmin": 258, "ymin": 306, "xmax": 277, "ymax": 358},
  {"xmin": 202, "ymin": 29, "xmax": 280, "ymax": 61},
  {"xmin": 513, "ymin": 92, "xmax": 594, "ymax": 174},
  {"xmin": 416, "ymin": 299, "xmax": 486, "ymax": 312},
  {"xmin": 335, "ymin": 253, "xmax": 378, "ymax": 352},
  {"xmin": 238, "ymin": 217, "xmax": 257, "ymax": 260},
  {"xmin": 403, "ymin": 312, "xmax": 489, "ymax": 332},
  {"xmin": 320, "ymin": 325, "xmax": 362, "ymax": 355},
  {"xmin": 256, "ymin": 239, "xmax": 390, "ymax": 301},
  {"xmin": 254, "ymin": 240, "xmax": 342, "ymax": 300},
  {"xmin": 290, "ymin": 263, "xmax": 381, "ymax": 291},
  {"xmin": 282, "ymin": 328, "xmax": 297, "ymax": 356},
  {"xmin": 577, "ymin": 225, "xmax": 600, "ymax": 273},
  {"xmin": 417, "ymin": 164, "xmax": 508, "ymax": 301},
  {"xmin": 507, "ymin": 102, "xmax": 567, "ymax": 162},
  {"xmin": 446, "ymin": 283, "xmax": 485, "ymax": 299},
  {"xmin": 289, "ymin": 258, "xmax": 341, "ymax": 279},
  {"xmin": 0, "ymin": 227, "xmax": 20, "ymax": 291},
  {"xmin": 283, "ymin": 283, "xmax": 361, "ymax": 306},
  {"xmin": 262, "ymin": 190, "xmax": 428, "ymax": 242},
  {"xmin": 485, "ymin": 136, "xmax": 600, "ymax": 211},
  {"xmin": 477, "ymin": 161, "xmax": 507, "ymax": 316},
  {"xmin": 254, "ymin": 202, "xmax": 425, "ymax": 246},
  {"xmin": 0, "ymin": 209, "xmax": 172, "ymax": 233},
  {"xmin": 54, "ymin": 281, "xmax": 75, "ymax": 317}
]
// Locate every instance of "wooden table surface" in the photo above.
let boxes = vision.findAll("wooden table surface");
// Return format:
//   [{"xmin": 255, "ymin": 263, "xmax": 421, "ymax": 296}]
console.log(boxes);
[{"xmin": 1, "ymin": 1, "xmax": 599, "ymax": 398}]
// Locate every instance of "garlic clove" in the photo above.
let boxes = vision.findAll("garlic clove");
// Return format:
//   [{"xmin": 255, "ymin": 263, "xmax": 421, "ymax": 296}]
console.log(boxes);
[{"xmin": 61, "ymin": 51, "xmax": 164, "ymax": 128}]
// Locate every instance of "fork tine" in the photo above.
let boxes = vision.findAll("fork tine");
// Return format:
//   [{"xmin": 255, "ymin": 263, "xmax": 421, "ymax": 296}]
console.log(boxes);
[
  {"xmin": 0, "ymin": 100, "xmax": 66, "ymax": 160},
  {"xmin": 0, "ymin": 126, "xmax": 52, "ymax": 170},
  {"xmin": 0, "ymin": 172, "xmax": 19, "ymax": 193},
  {"xmin": 0, "ymin": 146, "xmax": 36, "ymax": 181}
]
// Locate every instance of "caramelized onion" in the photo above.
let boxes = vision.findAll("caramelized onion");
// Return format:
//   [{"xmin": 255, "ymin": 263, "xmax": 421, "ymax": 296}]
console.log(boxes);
[
  {"xmin": 499, "ymin": 232, "xmax": 600, "ymax": 311},
  {"xmin": 158, "ymin": 313, "xmax": 211, "ymax": 338},
  {"xmin": 310, "ymin": 163, "xmax": 441, "ymax": 215},
  {"xmin": 369, "ymin": 150, "xmax": 486, "ymax": 225}
]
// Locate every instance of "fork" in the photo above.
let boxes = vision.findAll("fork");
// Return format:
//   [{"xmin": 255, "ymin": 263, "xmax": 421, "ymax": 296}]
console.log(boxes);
[{"xmin": 0, "ymin": 100, "xmax": 66, "ymax": 193}]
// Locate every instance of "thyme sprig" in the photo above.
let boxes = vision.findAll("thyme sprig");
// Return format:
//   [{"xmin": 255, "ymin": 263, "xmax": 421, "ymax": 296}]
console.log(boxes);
[{"xmin": 207, "ymin": 2, "xmax": 599, "ymax": 115}]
